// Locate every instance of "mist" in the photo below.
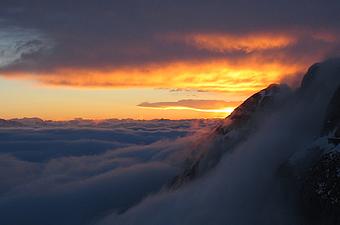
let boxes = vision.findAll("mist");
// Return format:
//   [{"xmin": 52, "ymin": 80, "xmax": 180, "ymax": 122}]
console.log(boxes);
[
  {"xmin": 1, "ymin": 59, "xmax": 339, "ymax": 225},
  {"xmin": 98, "ymin": 59, "xmax": 340, "ymax": 225}
]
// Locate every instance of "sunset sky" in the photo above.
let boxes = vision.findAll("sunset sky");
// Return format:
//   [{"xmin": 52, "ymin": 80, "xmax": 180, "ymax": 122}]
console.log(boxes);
[{"xmin": 1, "ymin": 0, "xmax": 340, "ymax": 120}]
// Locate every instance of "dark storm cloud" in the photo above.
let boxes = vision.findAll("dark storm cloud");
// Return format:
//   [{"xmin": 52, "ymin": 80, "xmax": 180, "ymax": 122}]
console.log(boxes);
[{"xmin": 0, "ymin": 0, "xmax": 340, "ymax": 74}]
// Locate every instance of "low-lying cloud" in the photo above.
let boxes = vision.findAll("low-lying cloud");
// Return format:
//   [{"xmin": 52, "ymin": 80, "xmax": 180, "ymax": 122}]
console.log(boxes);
[
  {"xmin": 0, "ymin": 118, "xmax": 218, "ymax": 225},
  {"xmin": 138, "ymin": 99, "xmax": 242, "ymax": 113}
]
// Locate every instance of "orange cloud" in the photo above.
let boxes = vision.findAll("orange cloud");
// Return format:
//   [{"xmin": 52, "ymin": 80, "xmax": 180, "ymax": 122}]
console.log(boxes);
[
  {"xmin": 8, "ymin": 58, "xmax": 303, "ymax": 98},
  {"xmin": 162, "ymin": 32, "xmax": 297, "ymax": 53},
  {"xmin": 2, "ymin": 29, "xmax": 336, "ymax": 99}
]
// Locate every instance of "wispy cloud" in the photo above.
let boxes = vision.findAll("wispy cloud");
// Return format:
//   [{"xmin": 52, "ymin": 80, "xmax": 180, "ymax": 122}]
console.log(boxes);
[
  {"xmin": 138, "ymin": 99, "xmax": 242, "ymax": 114},
  {"xmin": 162, "ymin": 32, "xmax": 297, "ymax": 53},
  {"xmin": 0, "ymin": 27, "xmax": 53, "ymax": 68},
  {"xmin": 1, "ymin": 58, "xmax": 306, "ymax": 95}
]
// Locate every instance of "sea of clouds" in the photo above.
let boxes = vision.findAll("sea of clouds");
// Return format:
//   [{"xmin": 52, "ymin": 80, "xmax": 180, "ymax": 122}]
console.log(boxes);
[{"xmin": 0, "ymin": 118, "xmax": 218, "ymax": 225}]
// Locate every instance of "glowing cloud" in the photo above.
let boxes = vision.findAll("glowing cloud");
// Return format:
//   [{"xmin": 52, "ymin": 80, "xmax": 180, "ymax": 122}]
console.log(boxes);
[
  {"xmin": 166, "ymin": 33, "xmax": 297, "ymax": 53},
  {"xmin": 6, "ymin": 58, "xmax": 304, "ymax": 98}
]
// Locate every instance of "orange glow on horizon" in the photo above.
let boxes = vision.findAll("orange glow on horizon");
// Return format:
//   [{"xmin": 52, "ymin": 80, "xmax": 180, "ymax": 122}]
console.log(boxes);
[
  {"xmin": 1, "ymin": 27, "xmax": 337, "ymax": 120},
  {"xmin": 3, "ymin": 30, "xmax": 333, "ymax": 120},
  {"xmin": 5, "ymin": 58, "xmax": 305, "ymax": 98}
]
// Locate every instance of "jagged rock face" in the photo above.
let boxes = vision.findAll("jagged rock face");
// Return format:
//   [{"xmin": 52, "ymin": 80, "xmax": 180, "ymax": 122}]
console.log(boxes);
[
  {"xmin": 216, "ymin": 84, "xmax": 291, "ymax": 135},
  {"xmin": 169, "ymin": 159, "xmax": 200, "ymax": 190},
  {"xmin": 170, "ymin": 84, "xmax": 291, "ymax": 189},
  {"xmin": 301, "ymin": 151, "xmax": 340, "ymax": 225},
  {"xmin": 171, "ymin": 59, "xmax": 340, "ymax": 225},
  {"xmin": 299, "ymin": 59, "xmax": 340, "ymax": 105},
  {"xmin": 300, "ymin": 63, "xmax": 320, "ymax": 91},
  {"xmin": 170, "ymin": 61, "xmax": 340, "ymax": 225},
  {"xmin": 285, "ymin": 85, "xmax": 340, "ymax": 225},
  {"xmin": 299, "ymin": 86, "xmax": 340, "ymax": 225},
  {"xmin": 323, "ymin": 86, "xmax": 340, "ymax": 140},
  {"xmin": 228, "ymin": 84, "xmax": 286, "ymax": 123}
]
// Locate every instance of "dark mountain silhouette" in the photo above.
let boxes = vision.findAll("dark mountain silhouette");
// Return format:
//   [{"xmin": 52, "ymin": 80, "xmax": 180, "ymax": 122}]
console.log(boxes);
[
  {"xmin": 170, "ymin": 58, "xmax": 340, "ymax": 224},
  {"xmin": 170, "ymin": 83, "xmax": 292, "ymax": 188}
]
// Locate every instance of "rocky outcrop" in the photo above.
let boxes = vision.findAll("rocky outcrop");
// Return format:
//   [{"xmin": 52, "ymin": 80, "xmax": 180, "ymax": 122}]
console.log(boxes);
[
  {"xmin": 172, "ymin": 59, "xmax": 340, "ymax": 225},
  {"xmin": 301, "ymin": 151, "xmax": 340, "ymax": 225},
  {"xmin": 300, "ymin": 63, "xmax": 321, "ymax": 91},
  {"xmin": 298, "ymin": 86, "xmax": 340, "ymax": 225},
  {"xmin": 282, "ymin": 84, "xmax": 340, "ymax": 225},
  {"xmin": 170, "ymin": 84, "xmax": 291, "ymax": 188},
  {"xmin": 323, "ymin": 86, "xmax": 340, "ymax": 138},
  {"xmin": 216, "ymin": 83, "xmax": 290, "ymax": 134}
]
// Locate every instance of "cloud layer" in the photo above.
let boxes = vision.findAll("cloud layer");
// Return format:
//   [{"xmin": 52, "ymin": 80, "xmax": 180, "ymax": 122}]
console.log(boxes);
[{"xmin": 0, "ymin": 118, "xmax": 218, "ymax": 225}]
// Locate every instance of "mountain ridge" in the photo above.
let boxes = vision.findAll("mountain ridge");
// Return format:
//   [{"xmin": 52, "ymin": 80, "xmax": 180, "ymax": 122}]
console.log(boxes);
[{"xmin": 169, "ymin": 59, "xmax": 340, "ymax": 225}]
